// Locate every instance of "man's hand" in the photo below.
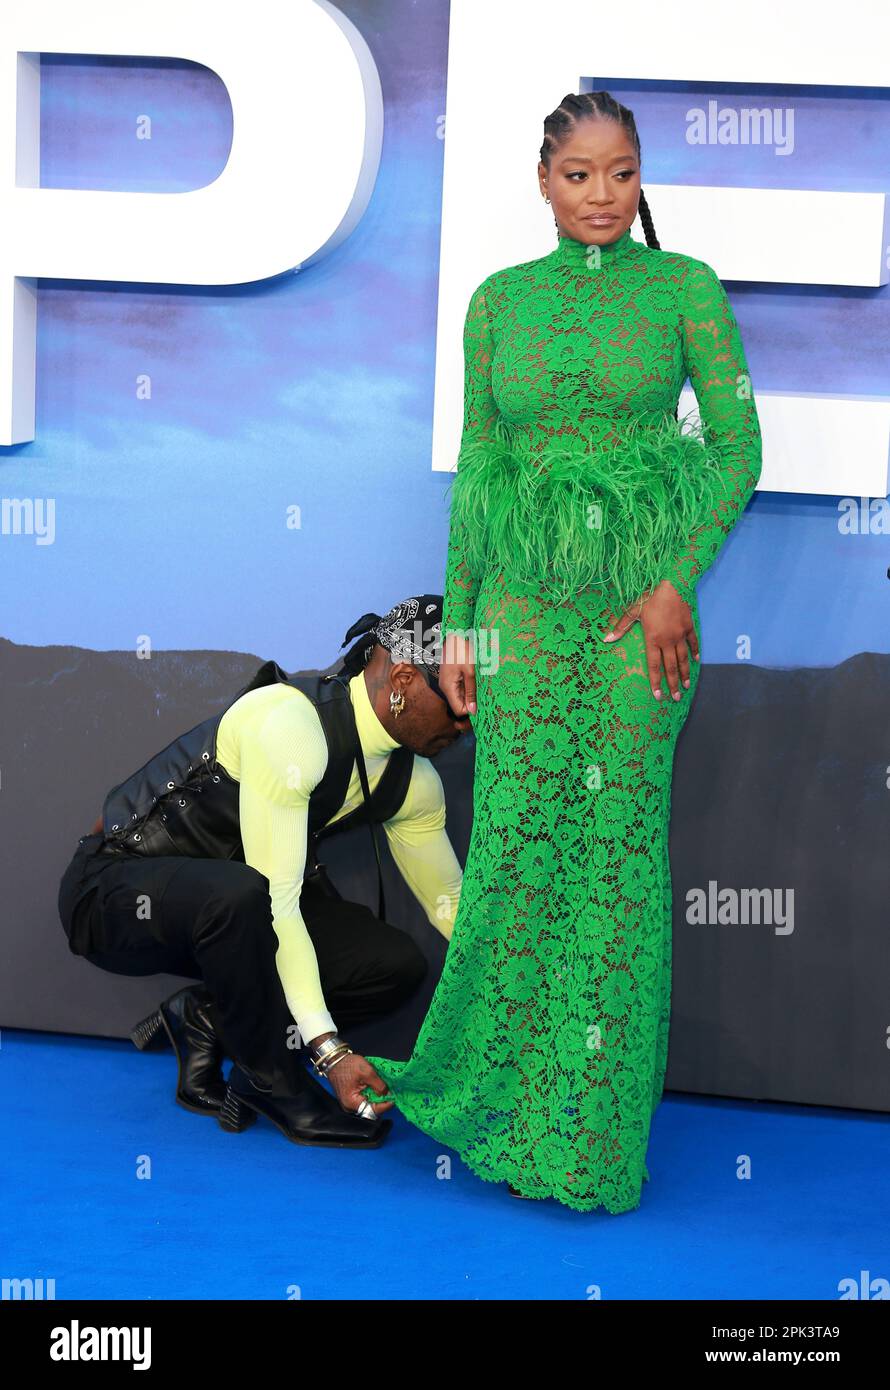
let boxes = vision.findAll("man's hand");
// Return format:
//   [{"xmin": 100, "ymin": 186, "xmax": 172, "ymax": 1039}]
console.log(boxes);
[
  {"xmin": 307, "ymin": 1032, "xmax": 394, "ymax": 1115},
  {"xmin": 439, "ymin": 630, "xmax": 477, "ymax": 717},
  {"xmin": 326, "ymin": 1053, "xmax": 395, "ymax": 1116},
  {"xmin": 600, "ymin": 580, "xmax": 700, "ymax": 702}
]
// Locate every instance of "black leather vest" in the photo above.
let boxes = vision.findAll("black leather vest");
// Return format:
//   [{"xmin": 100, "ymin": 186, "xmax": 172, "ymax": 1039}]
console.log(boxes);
[{"xmin": 97, "ymin": 661, "xmax": 414, "ymax": 881}]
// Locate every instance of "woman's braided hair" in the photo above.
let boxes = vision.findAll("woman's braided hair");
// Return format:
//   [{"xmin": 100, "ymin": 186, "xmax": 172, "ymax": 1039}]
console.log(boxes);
[{"xmin": 540, "ymin": 91, "xmax": 660, "ymax": 249}]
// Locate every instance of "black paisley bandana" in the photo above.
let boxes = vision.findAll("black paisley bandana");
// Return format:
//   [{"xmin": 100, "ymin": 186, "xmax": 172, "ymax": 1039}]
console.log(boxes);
[{"xmin": 339, "ymin": 595, "xmax": 445, "ymax": 697}]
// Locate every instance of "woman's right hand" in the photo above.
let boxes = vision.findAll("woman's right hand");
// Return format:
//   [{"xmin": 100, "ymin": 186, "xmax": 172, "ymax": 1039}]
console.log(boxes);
[{"xmin": 439, "ymin": 631, "xmax": 477, "ymax": 716}]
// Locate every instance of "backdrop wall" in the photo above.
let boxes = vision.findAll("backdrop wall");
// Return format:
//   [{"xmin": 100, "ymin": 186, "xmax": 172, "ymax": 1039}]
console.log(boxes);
[{"xmin": 2, "ymin": 2, "xmax": 888, "ymax": 1111}]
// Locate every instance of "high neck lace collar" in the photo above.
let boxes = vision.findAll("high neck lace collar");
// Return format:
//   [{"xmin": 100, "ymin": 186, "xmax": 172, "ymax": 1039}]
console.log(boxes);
[{"xmin": 552, "ymin": 225, "xmax": 635, "ymax": 269}]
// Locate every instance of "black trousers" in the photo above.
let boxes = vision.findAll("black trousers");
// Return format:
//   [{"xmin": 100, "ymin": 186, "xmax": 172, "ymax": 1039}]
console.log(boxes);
[{"xmin": 57, "ymin": 835, "xmax": 427, "ymax": 1088}]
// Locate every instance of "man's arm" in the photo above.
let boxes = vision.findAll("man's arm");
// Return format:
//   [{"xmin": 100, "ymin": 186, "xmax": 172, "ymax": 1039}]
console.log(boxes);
[
  {"xmin": 235, "ymin": 695, "xmax": 337, "ymax": 1046},
  {"xmin": 383, "ymin": 756, "xmax": 463, "ymax": 940}
]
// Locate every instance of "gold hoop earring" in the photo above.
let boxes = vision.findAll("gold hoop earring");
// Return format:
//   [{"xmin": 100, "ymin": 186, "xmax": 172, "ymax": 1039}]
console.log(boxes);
[{"xmin": 390, "ymin": 689, "xmax": 406, "ymax": 719}]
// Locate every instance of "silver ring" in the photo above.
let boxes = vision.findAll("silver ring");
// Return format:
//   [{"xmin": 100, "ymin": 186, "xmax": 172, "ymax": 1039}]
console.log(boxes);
[{"xmin": 355, "ymin": 1100, "xmax": 377, "ymax": 1121}]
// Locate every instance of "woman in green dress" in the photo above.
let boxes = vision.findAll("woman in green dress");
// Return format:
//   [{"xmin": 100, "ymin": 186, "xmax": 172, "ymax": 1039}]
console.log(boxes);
[{"xmin": 365, "ymin": 91, "xmax": 763, "ymax": 1213}]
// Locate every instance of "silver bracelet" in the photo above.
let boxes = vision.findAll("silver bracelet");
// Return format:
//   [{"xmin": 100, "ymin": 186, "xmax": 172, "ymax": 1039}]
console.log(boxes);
[
  {"xmin": 308, "ymin": 1034, "xmax": 351, "ymax": 1076},
  {"xmin": 322, "ymin": 1049, "xmax": 353, "ymax": 1075}
]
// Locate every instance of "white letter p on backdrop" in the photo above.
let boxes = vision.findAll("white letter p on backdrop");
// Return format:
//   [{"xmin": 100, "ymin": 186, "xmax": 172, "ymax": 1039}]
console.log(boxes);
[{"xmin": 0, "ymin": 0, "xmax": 383, "ymax": 443}]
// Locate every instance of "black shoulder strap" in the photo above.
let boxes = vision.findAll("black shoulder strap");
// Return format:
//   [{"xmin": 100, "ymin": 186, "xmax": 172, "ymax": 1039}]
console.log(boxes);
[
  {"xmin": 323, "ymin": 673, "xmax": 387, "ymax": 920},
  {"xmin": 292, "ymin": 674, "xmax": 362, "ymax": 839}
]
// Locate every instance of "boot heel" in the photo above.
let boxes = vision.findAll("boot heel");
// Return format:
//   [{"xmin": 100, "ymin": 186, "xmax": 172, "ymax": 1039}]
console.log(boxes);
[
  {"xmin": 130, "ymin": 1009, "xmax": 167, "ymax": 1052},
  {"xmin": 218, "ymin": 1085, "xmax": 257, "ymax": 1133}
]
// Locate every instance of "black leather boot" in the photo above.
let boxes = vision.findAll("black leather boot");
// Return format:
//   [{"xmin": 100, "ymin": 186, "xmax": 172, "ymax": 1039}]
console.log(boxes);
[
  {"xmin": 131, "ymin": 985, "xmax": 227, "ymax": 1116},
  {"xmin": 217, "ymin": 1062, "xmax": 392, "ymax": 1149}
]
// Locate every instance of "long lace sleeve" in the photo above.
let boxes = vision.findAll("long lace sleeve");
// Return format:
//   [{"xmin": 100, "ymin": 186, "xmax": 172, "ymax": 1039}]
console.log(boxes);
[
  {"xmin": 441, "ymin": 280, "xmax": 499, "ymax": 639},
  {"xmin": 660, "ymin": 261, "xmax": 763, "ymax": 606}
]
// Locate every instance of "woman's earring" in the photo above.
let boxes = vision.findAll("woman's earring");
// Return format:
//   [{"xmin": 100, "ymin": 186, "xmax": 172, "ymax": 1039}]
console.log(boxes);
[{"xmin": 390, "ymin": 689, "xmax": 406, "ymax": 719}]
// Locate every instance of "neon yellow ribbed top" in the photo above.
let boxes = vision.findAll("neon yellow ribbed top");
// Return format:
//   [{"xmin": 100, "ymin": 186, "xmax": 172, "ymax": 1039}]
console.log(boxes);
[{"xmin": 215, "ymin": 671, "xmax": 462, "ymax": 1043}]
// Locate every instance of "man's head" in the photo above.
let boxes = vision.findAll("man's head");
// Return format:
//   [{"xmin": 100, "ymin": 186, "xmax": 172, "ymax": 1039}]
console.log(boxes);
[{"xmin": 338, "ymin": 596, "xmax": 471, "ymax": 758}]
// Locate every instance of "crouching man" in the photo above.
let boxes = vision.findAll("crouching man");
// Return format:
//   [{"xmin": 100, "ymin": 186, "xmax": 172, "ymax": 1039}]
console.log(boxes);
[{"xmin": 57, "ymin": 595, "xmax": 466, "ymax": 1150}]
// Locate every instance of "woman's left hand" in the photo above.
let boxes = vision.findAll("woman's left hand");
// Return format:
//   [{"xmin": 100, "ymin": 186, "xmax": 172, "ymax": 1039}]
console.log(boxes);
[{"xmin": 599, "ymin": 581, "xmax": 700, "ymax": 702}]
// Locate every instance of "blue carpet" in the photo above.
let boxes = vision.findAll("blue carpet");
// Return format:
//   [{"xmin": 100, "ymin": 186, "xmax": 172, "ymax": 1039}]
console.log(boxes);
[{"xmin": 1, "ymin": 1029, "xmax": 885, "ymax": 1300}]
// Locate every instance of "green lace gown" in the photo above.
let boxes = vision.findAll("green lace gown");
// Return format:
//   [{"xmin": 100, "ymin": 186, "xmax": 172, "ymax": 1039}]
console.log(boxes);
[{"xmin": 366, "ymin": 227, "xmax": 762, "ymax": 1213}]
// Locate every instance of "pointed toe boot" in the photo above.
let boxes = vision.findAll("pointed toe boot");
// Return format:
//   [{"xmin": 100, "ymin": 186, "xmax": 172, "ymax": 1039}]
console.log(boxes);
[{"xmin": 217, "ymin": 1063, "xmax": 392, "ymax": 1149}]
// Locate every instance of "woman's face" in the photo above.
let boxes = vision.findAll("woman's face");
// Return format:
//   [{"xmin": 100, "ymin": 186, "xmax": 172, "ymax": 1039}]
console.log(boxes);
[{"xmin": 538, "ymin": 117, "xmax": 640, "ymax": 246}]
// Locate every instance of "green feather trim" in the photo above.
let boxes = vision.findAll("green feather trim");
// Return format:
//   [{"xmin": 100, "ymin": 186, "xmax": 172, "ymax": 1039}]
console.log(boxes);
[{"xmin": 446, "ymin": 410, "xmax": 727, "ymax": 612}]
